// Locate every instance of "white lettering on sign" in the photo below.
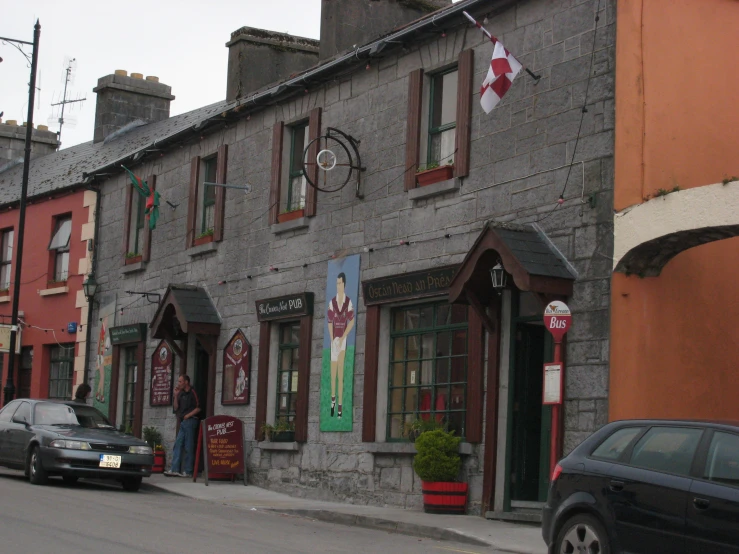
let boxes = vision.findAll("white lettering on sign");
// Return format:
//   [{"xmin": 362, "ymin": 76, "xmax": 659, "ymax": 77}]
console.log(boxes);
[{"xmin": 548, "ymin": 317, "xmax": 569, "ymax": 329}]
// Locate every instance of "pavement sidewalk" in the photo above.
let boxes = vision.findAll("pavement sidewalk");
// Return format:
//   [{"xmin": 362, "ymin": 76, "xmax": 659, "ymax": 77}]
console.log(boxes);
[{"xmin": 144, "ymin": 474, "xmax": 547, "ymax": 553}]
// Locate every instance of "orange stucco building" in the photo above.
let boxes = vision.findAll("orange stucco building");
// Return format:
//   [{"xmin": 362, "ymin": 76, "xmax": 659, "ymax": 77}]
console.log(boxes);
[{"xmin": 610, "ymin": 0, "xmax": 739, "ymax": 421}]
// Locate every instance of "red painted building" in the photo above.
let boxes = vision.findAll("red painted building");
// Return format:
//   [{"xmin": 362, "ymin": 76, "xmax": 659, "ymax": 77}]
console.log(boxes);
[{"xmin": 0, "ymin": 176, "xmax": 95, "ymax": 405}]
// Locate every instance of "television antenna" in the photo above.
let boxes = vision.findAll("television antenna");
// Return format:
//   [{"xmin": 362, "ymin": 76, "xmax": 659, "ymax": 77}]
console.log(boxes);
[{"xmin": 49, "ymin": 57, "xmax": 86, "ymax": 145}]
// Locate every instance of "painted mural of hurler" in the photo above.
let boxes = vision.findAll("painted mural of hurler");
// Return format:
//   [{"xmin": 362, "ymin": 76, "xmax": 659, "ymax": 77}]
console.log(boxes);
[{"xmin": 328, "ymin": 272, "xmax": 355, "ymax": 419}]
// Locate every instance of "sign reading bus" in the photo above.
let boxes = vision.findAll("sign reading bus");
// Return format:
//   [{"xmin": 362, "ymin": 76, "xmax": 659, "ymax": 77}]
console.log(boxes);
[{"xmin": 543, "ymin": 301, "xmax": 572, "ymax": 343}]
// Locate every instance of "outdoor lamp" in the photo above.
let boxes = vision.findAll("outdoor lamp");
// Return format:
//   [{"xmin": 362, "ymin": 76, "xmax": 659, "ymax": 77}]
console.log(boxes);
[
  {"xmin": 82, "ymin": 274, "xmax": 98, "ymax": 302},
  {"xmin": 489, "ymin": 261, "xmax": 508, "ymax": 292}
]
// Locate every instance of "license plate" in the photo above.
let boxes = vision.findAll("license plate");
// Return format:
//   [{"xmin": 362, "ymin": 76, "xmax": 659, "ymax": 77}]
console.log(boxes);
[{"xmin": 99, "ymin": 454, "xmax": 122, "ymax": 468}]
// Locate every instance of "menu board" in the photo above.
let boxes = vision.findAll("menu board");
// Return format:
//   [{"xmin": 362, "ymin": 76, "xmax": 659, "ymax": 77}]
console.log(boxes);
[
  {"xmin": 202, "ymin": 415, "xmax": 245, "ymax": 484},
  {"xmin": 150, "ymin": 340, "xmax": 175, "ymax": 407},
  {"xmin": 222, "ymin": 330, "xmax": 250, "ymax": 406}
]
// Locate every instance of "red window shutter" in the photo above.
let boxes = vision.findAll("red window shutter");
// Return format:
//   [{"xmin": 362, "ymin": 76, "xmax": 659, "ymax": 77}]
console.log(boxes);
[
  {"xmin": 122, "ymin": 184, "xmax": 133, "ymax": 258},
  {"xmin": 304, "ymin": 107, "xmax": 322, "ymax": 217},
  {"xmin": 269, "ymin": 121, "xmax": 284, "ymax": 225},
  {"xmin": 455, "ymin": 49, "xmax": 474, "ymax": 179},
  {"xmin": 142, "ymin": 174, "xmax": 155, "ymax": 262},
  {"xmin": 404, "ymin": 68, "xmax": 424, "ymax": 191},
  {"xmin": 294, "ymin": 314, "xmax": 313, "ymax": 443},
  {"xmin": 466, "ymin": 306, "xmax": 485, "ymax": 443},
  {"xmin": 255, "ymin": 322, "xmax": 271, "ymax": 442},
  {"xmin": 186, "ymin": 157, "xmax": 200, "ymax": 248},
  {"xmin": 362, "ymin": 305, "xmax": 381, "ymax": 442},
  {"xmin": 214, "ymin": 144, "xmax": 228, "ymax": 242}
]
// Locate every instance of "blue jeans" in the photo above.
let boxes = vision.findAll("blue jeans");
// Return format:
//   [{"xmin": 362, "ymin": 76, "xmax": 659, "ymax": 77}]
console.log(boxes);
[{"xmin": 170, "ymin": 418, "xmax": 199, "ymax": 474}]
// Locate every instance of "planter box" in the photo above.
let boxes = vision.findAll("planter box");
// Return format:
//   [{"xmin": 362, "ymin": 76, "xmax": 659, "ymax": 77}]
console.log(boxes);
[
  {"xmin": 270, "ymin": 430, "xmax": 296, "ymax": 443},
  {"xmin": 125, "ymin": 255, "xmax": 142, "ymax": 265},
  {"xmin": 153, "ymin": 451, "xmax": 166, "ymax": 473},
  {"xmin": 416, "ymin": 165, "xmax": 454, "ymax": 187},
  {"xmin": 421, "ymin": 481, "xmax": 468, "ymax": 514},
  {"xmin": 193, "ymin": 234, "xmax": 214, "ymax": 247},
  {"xmin": 277, "ymin": 209, "xmax": 305, "ymax": 223}
]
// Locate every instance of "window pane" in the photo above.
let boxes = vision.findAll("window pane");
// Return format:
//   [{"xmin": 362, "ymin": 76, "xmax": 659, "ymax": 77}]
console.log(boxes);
[
  {"xmin": 437, "ymin": 332, "xmax": 451, "ymax": 357},
  {"xmin": 418, "ymin": 306, "xmax": 434, "ymax": 329},
  {"xmin": 629, "ymin": 427, "xmax": 703, "ymax": 476},
  {"xmin": 591, "ymin": 427, "xmax": 643, "ymax": 461},
  {"xmin": 0, "ymin": 265, "xmax": 9, "ymax": 290},
  {"xmin": 390, "ymin": 388, "xmax": 402, "ymax": 413},
  {"xmin": 2, "ymin": 229, "xmax": 13, "ymax": 261},
  {"xmin": 406, "ymin": 361, "xmax": 419, "ymax": 386},
  {"xmin": 436, "ymin": 358, "xmax": 450, "ymax": 383},
  {"xmin": 440, "ymin": 70, "xmax": 458, "ymax": 126},
  {"xmin": 429, "ymin": 127, "xmax": 456, "ymax": 165},
  {"xmin": 49, "ymin": 218, "xmax": 72, "ymax": 250},
  {"xmin": 704, "ymin": 432, "xmax": 739, "ymax": 487},
  {"xmin": 405, "ymin": 387, "xmax": 418, "ymax": 413},
  {"xmin": 392, "ymin": 338, "xmax": 404, "ymax": 362},
  {"xmin": 204, "ymin": 158, "xmax": 218, "ymax": 190},
  {"xmin": 393, "ymin": 310, "xmax": 407, "ymax": 331}
]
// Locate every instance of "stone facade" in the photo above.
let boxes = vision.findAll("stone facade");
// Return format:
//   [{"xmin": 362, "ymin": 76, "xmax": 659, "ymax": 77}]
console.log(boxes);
[{"xmin": 90, "ymin": 0, "xmax": 615, "ymax": 514}]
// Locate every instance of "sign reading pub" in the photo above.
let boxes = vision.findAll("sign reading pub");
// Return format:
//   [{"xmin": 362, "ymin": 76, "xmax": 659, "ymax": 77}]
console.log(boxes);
[{"xmin": 255, "ymin": 292, "xmax": 314, "ymax": 322}]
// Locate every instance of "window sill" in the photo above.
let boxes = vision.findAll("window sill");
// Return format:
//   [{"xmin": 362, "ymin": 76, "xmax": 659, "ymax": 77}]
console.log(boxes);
[
  {"xmin": 367, "ymin": 442, "xmax": 473, "ymax": 456},
  {"xmin": 271, "ymin": 216, "xmax": 309, "ymax": 235},
  {"xmin": 258, "ymin": 441, "xmax": 300, "ymax": 451},
  {"xmin": 408, "ymin": 178, "xmax": 459, "ymax": 201},
  {"xmin": 188, "ymin": 241, "xmax": 218, "ymax": 258},
  {"xmin": 39, "ymin": 286, "xmax": 69, "ymax": 297},
  {"xmin": 0, "ymin": 295, "xmax": 9, "ymax": 303},
  {"xmin": 121, "ymin": 261, "xmax": 147, "ymax": 275}
]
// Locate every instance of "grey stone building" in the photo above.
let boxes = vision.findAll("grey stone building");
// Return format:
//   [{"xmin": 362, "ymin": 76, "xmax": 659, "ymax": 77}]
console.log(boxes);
[{"xmin": 7, "ymin": 0, "xmax": 615, "ymax": 518}]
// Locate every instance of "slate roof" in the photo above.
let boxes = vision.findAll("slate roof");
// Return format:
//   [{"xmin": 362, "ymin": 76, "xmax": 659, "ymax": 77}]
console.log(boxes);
[
  {"xmin": 490, "ymin": 222, "xmax": 577, "ymax": 280},
  {"xmin": 163, "ymin": 285, "xmax": 222, "ymax": 326},
  {"xmin": 0, "ymin": 99, "xmax": 233, "ymax": 205}
]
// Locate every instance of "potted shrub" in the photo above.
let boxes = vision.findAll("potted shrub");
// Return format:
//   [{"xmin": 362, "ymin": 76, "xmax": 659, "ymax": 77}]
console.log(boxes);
[
  {"xmin": 143, "ymin": 426, "xmax": 166, "ymax": 473},
  {"xmin": 413, "ymin": 429, "xmax": 467, "ymax": 514},
  {"xmin": 277, "ymin": 207, "xmax": 305, "ymax": 223},
  {"xmin": 415, "ymin": 159, "xmax": 454, "ymax": 187}
]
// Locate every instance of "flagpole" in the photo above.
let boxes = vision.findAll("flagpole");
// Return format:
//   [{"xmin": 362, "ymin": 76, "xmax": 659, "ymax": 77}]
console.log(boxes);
[{"xmin": 462, "ymin": 11, "xmax": 541, "ymax": 82}]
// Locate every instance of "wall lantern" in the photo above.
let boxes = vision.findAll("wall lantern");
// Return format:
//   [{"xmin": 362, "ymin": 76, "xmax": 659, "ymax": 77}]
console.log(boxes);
[
  {"xmin": 489, "ymin": 261, "xmax": 508, "ymax": 293},
  {"xmin": 82, "ymin": 274, "xmax": 98, "ymax": 302}
]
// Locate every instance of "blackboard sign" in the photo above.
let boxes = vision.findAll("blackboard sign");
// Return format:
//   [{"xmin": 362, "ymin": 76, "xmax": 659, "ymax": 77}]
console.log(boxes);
[
  {"xmin": 150, "ymin": 340, "xmax": 175, "ymax": 407},
  {"xmin": 222, "ymin": 330, "xmax": 250, "ymax": 406},
  {"xmin": 362, "ymin": 265, "xmax": 460, "ymax": 305},
  {"xmin": 198, "ymin": 415, "xmax": 246, "ymax": 486},
  {"xmin": 255, "ymin": 292, "xmax": 314, "ymax": 322}
]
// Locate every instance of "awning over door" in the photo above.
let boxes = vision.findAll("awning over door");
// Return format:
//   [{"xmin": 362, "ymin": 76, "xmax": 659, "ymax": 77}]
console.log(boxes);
[
  {"xmin": 449, "ymin": 222, "xmax": 577, "ymax": 306},
  {"xmin": 150, "ymin": 284, "xmax": 222, "ymax": 339}
]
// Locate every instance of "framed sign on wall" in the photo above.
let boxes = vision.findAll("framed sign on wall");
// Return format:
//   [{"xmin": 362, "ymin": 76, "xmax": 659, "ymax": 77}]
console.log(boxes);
[
  {"xmin": 222, "ymin": 329, "xmax": 251, "ymax": 405},
  {"xmin": 150, "ymin": 340, "xmax": 175, "ymax": 407}
]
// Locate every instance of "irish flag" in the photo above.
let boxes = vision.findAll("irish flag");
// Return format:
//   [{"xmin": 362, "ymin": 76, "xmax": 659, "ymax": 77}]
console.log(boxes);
[{"xmin": 122, "ymin": 166, "xmax": 161, "ymax": 230}]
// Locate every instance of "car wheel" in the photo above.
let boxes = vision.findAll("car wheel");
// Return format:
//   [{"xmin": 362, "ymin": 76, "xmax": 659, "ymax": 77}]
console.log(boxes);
[
  {"xmin": 28, "ymin": 446, "xmax": 48, "ymax": 486},
  {"xmin": 121, "ymin": 476, "xmax": 142, "ymax": 492},
  {"xmin": 62, "ymin": 475, "xmax": 79, "ymax": 485},
  {"xmin": 555, "ymin": 514, "xmax": 610, "ymax": 554}
]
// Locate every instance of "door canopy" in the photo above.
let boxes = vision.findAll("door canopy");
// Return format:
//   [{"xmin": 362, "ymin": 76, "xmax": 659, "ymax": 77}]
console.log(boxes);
[
  {"xmin": 448, "ymin": 222, "xmax": 576, "ymax": 306},
  {"xmin": 150, "ymin": 284, "xmax": 222, "ymax": 339}
]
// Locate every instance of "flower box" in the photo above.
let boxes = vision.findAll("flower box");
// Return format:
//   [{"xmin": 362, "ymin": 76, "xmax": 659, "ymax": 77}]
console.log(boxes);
[
  {"xmin": 416, "ymin": 165, "xmax": 454, "ymax": 187},
  {"xmin": 270, "ymin": 430, "xmax": 295, "ymax": 443},
  {"xmin": 193, "ymin": 234, "xmax": 214, "ymax": 247},
  {"xmin": 125, "ymin": 255, "xmax": 142, "ymax": 265},
  {"xmin": 277, "ymin": 209, "xmax": 305, "ymax": 223}
]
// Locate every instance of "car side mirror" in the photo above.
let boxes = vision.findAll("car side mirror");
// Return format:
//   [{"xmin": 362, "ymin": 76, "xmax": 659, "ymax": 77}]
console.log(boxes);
[{"xmin": 12, "ymin": 414, "xmax": 29, "ymax": 425}]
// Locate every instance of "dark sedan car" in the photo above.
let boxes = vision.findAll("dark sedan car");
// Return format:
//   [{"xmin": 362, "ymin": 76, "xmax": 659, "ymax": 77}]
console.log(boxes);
[
  {"xmin": 0, "ymin": 399, "xmax": 154, "ymax": 491},
  {"xmin": 543, "ymin": 419, "xmax": 739, "ymax": 554}
]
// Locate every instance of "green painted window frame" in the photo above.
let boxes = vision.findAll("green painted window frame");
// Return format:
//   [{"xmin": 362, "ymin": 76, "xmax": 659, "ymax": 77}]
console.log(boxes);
[
  {"xmin": 426, "ymin": 67, "xmax": 458, "ymax": 167},
  {"xmin": 386, "ymin": 302, "xmax": 469, "ymax": 441},
  {"xmin": 48, "ymin": 344, "xmax": 75, "ymax": 400},
  {"xmin": 122, "ymin": 346, "xmax": 137, "ymax": 433},
  {"xmin": 286, "ymin": 121, "xmax": 309, "ymax": 212},
  {"xmin": 276, "ymin": 321, "xmax": 301, "ymax": 424},
  {"xmin": 201, "ymin": 156, "xmax": 218, "ymax": 234}
]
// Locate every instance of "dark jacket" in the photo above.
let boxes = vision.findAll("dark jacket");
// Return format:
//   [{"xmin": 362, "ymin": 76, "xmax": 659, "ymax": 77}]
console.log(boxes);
[{"xmin": 175, "ymin": 388, "xmax": 199, "ymax": 421}]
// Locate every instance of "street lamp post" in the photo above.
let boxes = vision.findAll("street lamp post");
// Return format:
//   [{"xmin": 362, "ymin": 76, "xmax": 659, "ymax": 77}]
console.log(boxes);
[{"xmin": 1, "ymin": 21, "xmax": 41, "ymax": 404}]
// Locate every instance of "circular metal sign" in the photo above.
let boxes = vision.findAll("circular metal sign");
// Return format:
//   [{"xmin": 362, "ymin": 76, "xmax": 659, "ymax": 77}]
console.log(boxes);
[{"xmin": 543, "ymin": 301, "xmax": 571, "ymax": 343}]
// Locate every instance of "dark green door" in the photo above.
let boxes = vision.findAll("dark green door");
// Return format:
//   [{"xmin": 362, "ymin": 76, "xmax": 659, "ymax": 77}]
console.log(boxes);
[
  {"xmin": 510, "ymin": 323, "xmax": 552, "ymax": 502},
  {"xmin": 193, "ymin": 339, "xmax": 209, "ymax": 421}
]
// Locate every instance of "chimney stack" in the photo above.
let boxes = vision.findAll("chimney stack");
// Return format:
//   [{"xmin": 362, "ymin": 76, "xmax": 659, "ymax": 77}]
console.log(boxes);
[
  {"xmin": 226, "ymin": 28, "xmax": 320, "ymax": 101},
  {"xmin": 0, "ymin": 120, "xmax": 59, "ymax": 162},
  {"xmin": 92, "ymin": 70, "xmax": 174, "ymax": 143},
  {"xmin": 319, "ymin": 0, "xmax": 452, "ymax": 61}
]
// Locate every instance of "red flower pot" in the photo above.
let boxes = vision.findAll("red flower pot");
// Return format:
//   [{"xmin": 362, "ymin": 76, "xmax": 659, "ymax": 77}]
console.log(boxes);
[
  {"xmin": 421, "ymin": 481, "xmax": 468, "ymax": 514},
  {"xmin": 153, "ymin": 451, "xmax": 166, "ymax": 473},
  {"xmin": 277, "ymin": 209, "xmax": 305, "ymax": 223},
  {"xmin": 125, "ymin": 255, "xmax": 143, "ymax": 265},
  {"xmin": 415, "ymin": 165, "xmax": 454, "ymax": 187},
  {"xmin": 193, "ymin": 234, "xmax": 214, "ymax": 247}
]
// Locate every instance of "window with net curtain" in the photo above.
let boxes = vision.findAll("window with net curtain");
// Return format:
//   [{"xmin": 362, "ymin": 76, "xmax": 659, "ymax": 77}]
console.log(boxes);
[
  {"xmin": 387, "ymin": 302, "xmax": 468, "ymax": 440},
  {"xmin": 200, "ymin": 156, "xmax": 218, "ymax": 235},
  {"xmin": 48, "ymin": 344, "xmax": 75, "ymax": 400},
  {"xmin": 276, "ymin": 321, "xmax": 301, "ymax": 425},
  {"xmin": 425, "ymin": 68, "xmax": 458, "ymax": 168},
  {"xmin": 48, "ymin": 217, "xmax": 71, "ymax": 282},
  {"xmin": 282, "ymin": 121, "xmax": 309, "ymax": 214},
  {"xmin": 0, "ymin": 228, "xmax": 13, "ymax": 290}
]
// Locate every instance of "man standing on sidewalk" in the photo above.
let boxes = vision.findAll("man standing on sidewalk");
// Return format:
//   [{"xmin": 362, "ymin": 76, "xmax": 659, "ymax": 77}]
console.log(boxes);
[{"xmin": 165, "ymin": 374, "xmax": 201, "ymax": 477}]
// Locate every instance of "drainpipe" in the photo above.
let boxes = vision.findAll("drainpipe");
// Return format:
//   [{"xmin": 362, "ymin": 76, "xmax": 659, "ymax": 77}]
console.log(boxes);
[{"xmin": 82, "ymin": 183, "xmax": 101, "ymax": 387}]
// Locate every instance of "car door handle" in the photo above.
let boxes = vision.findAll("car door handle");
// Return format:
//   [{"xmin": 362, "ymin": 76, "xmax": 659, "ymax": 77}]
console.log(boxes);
[
  {"xmin": 693, "ymin": 497, "xmax": 710, "ymax": 510},
  {"xmin": 609, "ymin": 480, "xmax": 625, "ymax": 492}
]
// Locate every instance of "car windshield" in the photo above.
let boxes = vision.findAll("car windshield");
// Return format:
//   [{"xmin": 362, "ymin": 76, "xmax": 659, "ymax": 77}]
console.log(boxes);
[
  {"xmin": 70, "ymin": 405, "xmax": 114, "ymax": 429},
  {"xmin": 34, "ymin": 403, "xmax": 79, "ymax": 426}
]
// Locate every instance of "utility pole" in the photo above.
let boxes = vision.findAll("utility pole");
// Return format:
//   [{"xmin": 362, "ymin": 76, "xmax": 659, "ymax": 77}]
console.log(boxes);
[{"xmin": 0, "ymin": 20, "xmax": 41, "ymax": 404}]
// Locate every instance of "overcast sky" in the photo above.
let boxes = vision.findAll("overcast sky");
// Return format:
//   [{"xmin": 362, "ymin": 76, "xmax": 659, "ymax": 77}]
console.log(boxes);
[{"xmin": 1, "ymin": 0, "xmax": 324, "ymax": 148}]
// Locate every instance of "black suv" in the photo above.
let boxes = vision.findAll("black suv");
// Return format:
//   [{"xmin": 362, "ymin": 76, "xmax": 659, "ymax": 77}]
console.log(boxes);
[{"xmin": 543, "ymin": 420, "xmax": 739, "ymax": 553}]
